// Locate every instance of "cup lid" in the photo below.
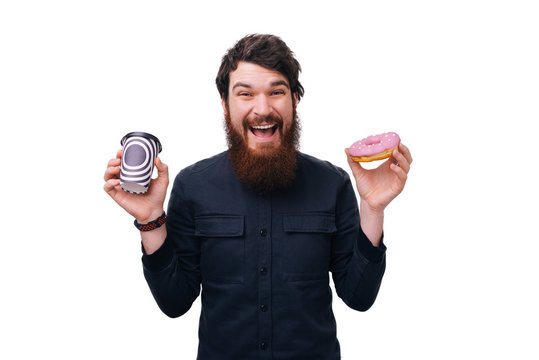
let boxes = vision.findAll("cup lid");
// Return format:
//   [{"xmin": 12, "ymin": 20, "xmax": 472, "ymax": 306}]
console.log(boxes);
[{"xmin": 121, "ymin": 132, "xmax": 162, "ymax": 153}]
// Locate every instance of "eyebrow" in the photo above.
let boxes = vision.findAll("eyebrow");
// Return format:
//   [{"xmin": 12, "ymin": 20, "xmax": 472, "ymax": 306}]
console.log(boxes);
[
  {"xmin": 232, "ymin": 82, "xmax": 252, "ymax": 91},
  {"xmin": 270, "ymin": 80, "xmax": 290, "ymax": 89},
  {"xmin": 232, "ymin": 80, "xmax": 290, "ymax": 91}
]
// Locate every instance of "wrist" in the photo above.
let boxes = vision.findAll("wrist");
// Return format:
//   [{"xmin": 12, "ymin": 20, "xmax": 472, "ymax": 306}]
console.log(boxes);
[
  {"xmin": 141, "ymin": 225, "xmax": 167, "ymax": 255},
  {"xmin": 136, "ymin": 209, "xmax": 165, "ymax": 225},
  {"xmin": 359, "ymin": 199, "xmax": 384, "ymax": 246},
  {"xmin": 135, "ymin": 211, "xmax": 166, "ymax": 232},
  {"xmin": 360, "ymin": 199, "xmax": 384, "ymax": 217}
]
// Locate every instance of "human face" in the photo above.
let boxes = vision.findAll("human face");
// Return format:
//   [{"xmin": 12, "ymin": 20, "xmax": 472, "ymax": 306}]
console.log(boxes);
[{"xmin": 222, "ymin": 61, "xmax": 297, "ymax": 151}]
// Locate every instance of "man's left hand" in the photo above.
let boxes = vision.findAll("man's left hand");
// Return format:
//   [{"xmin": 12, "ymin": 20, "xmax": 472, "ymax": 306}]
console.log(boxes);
[{"xmin": 345, "ymin": 143, "xmax": 413, "ymax": 212}]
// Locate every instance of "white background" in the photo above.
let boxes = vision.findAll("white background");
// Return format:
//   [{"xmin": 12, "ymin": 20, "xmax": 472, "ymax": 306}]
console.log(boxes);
[{"xmin": 1, "ymin": 0, "xmax": 538, "ymax": 358}]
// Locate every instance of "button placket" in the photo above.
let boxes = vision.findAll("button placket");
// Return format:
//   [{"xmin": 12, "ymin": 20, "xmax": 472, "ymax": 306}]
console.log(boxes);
[{"xmin": 257, "ymin": 195, "xmax": 272, "ymax": 356}]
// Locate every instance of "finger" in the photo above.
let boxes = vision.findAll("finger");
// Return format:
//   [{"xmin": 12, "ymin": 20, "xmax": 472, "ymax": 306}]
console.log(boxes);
[
  {"xmin": 344, "ymin": 148, "xmax": 365, "ymax": 178},
  {"xmin": 344, "ymin": 148, "xmax": 355, "ymax": 167},
  {"xmin": 392, "ymin": 149, "xmax": 410, "ymax": 174},
  {"xmin": 116, "ymin": 149, "xmax": 123, "ymax": 159},
  {"xmin": 155, "ymin": 157, "xmax": 168, "ymax": 177},
  {"xmin": 103, "ymin": 178, "xmax": 121, "ymax": 195},
  {"xmin": 345, "ymin": 148, "xmax": 364, "ymax": 168},
  {"xmin": 398, "ymin": 143, "xmax": 413, "ymax": 165},
  {"xmin": 104, "ymin": 164, "xmax": 121, "ymax": 181},
  {"xmin": 107, "ymin": 158, "xmax": 121, "ymax": 167},
  {"xmin": 390, "ymin": 162, "xmax": 408, "ymax": 183},
  {"xmin": 154, "ymin": 157, "xmax": 170, "ymax": 185}
]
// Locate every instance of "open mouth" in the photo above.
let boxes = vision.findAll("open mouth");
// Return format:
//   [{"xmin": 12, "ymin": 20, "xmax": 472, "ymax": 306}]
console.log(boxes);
[{"xmin": 249, "ymin": 124, "xmax": 278, "ymax": 139}]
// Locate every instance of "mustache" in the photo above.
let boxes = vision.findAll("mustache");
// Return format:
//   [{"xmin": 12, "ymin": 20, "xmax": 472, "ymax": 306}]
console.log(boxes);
[{"xmin": 242, "ymin": 113, "xmax": 284, "ymax": 130}]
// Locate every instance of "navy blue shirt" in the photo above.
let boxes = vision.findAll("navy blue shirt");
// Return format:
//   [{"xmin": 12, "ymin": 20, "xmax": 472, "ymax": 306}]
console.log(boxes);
[{"xmin": 142, "ymin": 151, "xmax": 386, "ymax": 359}]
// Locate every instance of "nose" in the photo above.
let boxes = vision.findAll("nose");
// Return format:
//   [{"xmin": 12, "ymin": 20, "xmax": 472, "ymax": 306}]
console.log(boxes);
[{"xmin": 253, "ymin": 95, "xmax": 272, "ymax": 117}]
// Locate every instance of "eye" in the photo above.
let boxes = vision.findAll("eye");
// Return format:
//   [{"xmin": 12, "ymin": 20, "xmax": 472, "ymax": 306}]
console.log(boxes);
[
  {"xmin": 271, "ymin": 89, "xmax": 286, "ymax": 96},
  {"xmin": 238, "ymin": 91, "xmax": 252, "ymax": 97}
]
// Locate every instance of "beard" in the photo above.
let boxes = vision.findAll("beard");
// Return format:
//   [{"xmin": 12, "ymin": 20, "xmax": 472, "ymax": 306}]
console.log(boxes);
[{"xmin": 224, "ymin": 108, "xmax": 301, "ymax": 194}]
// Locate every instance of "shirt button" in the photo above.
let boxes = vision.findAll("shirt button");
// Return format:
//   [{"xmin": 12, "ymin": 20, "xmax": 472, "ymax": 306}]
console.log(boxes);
[
  {"xmin": 260, "ymin": 228, "xmax": 267, "ymax": 237},
  {"xmin": 260, "ymin": 267, "xmax": 267, "ymax": 275},
  {"xmin": 260, "ymin": 304, "xmax": 267, "ymax": 312},
  {"xmin": 260, "ymin": 342, "xmax": 267, "ymax": 350}
]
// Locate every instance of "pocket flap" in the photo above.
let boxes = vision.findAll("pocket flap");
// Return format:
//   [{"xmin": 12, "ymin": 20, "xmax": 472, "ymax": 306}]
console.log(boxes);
[
  {"xmin": 283, "ymin": 213, "xmax": 336, "ymax": 233},
  {"xmin": 195, "ymin": 215, "xmax": 245, "ymax": 237}
]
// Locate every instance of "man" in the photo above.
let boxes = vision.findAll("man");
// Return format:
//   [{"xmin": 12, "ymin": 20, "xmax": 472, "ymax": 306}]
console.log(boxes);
[{"xmin": 104, "ymin": 34, "xmax": 412, "ymax": 359}]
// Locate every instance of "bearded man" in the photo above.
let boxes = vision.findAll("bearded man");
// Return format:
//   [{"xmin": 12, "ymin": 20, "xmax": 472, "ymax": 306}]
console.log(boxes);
[{"xmin": 104, "ymin": 34, "xmax": 412, "ymax": 359}]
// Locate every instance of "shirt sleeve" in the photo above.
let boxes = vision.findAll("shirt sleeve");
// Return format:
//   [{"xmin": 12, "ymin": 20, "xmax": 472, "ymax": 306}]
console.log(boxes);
[
  {"xmin": 141, "ymin": 171, "xmax": 201, "ymax": 318},
  {"xmin": 329, "ymin": 173, "xmax": 387, "ymax": 312}
]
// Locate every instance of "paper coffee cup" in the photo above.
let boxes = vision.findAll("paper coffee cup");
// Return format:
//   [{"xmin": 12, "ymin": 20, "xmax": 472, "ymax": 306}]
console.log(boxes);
[{"xmin": 120, "ymin": 132, "xmax": 162, "ymax": 194}]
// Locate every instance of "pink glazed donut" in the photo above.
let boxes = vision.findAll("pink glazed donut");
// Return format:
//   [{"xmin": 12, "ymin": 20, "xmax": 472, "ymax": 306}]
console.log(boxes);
[{"xmin": 349, "ymin": 132, "xmax": 400, "ymax": 162}]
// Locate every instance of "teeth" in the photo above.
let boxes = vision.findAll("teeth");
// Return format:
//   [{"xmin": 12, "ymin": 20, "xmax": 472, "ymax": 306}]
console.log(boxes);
[{"xmin": 251, "ymin": 124, "xmax": 274, "ymax": 130}]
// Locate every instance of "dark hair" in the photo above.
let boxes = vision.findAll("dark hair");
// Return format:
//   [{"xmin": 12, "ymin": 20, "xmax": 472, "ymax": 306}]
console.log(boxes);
[{"xmin": 216, "ymin": 34, "xmax": 304, "ymax": 103}]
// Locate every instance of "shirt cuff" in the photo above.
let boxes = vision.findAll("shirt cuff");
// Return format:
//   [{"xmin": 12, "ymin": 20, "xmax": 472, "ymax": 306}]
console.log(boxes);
[
  {"xmin": 356, "ymin": 225, "xmax": 386, "ymax": 263},
  {"xmin": 141, "ymin": 237, "xmax": 174, "ymax": 272}
]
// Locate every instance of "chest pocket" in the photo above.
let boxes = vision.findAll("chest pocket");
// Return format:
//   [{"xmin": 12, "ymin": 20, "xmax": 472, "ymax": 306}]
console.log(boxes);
[
  {"xmin": 282, "ymin": 213, "xmax": 336, "ymax": 281},
  {"xmin": 195, "ymin": 215, "xmax": 245, "ymax": 284}
]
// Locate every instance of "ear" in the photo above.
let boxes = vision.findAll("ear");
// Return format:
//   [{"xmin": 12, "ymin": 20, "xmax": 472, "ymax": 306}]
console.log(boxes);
[
  {"xmin": 221, "ymin": 97, "xmax": 228, "ymax": 114},
  {"xmin": 293, "ymin": 92, "xmax": 299, "ymax": 108},
  {"xmin": 221, "ymin": 96, "xmax": 227, "ymax": 114}
]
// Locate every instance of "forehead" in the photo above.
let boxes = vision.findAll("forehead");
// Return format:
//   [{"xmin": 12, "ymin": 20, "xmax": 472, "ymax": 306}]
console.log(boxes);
[{"xmin": 229, "ymin": 62, "xmax": 289, "ymax": 89}]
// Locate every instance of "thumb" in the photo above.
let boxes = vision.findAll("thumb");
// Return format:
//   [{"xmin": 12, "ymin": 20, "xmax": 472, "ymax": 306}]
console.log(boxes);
[
  {"xmin": 345, "ymin": 148, "xmax": 366, "ymax": 178},
  {"xmin": 154, "ymin": 157, "xmax": 169, "ymax": 184}
]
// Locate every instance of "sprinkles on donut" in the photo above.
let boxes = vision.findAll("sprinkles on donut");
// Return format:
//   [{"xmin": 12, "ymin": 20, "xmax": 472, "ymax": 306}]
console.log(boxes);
[{"xmin": 349, "ymin": 132, "xmax": 401, "ymax": 162}]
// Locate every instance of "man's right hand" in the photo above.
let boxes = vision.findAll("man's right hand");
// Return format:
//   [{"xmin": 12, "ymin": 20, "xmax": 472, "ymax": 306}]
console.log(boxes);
[{"xmin": 103, "ymin": 149, "xmax": 169, "ymax": 224}]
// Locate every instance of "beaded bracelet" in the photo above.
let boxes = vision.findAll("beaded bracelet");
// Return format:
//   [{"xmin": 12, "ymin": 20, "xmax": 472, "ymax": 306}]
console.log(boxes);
[{"xmin": 134, "ymin": 212, "xmax": 167, "ymax": 232}]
